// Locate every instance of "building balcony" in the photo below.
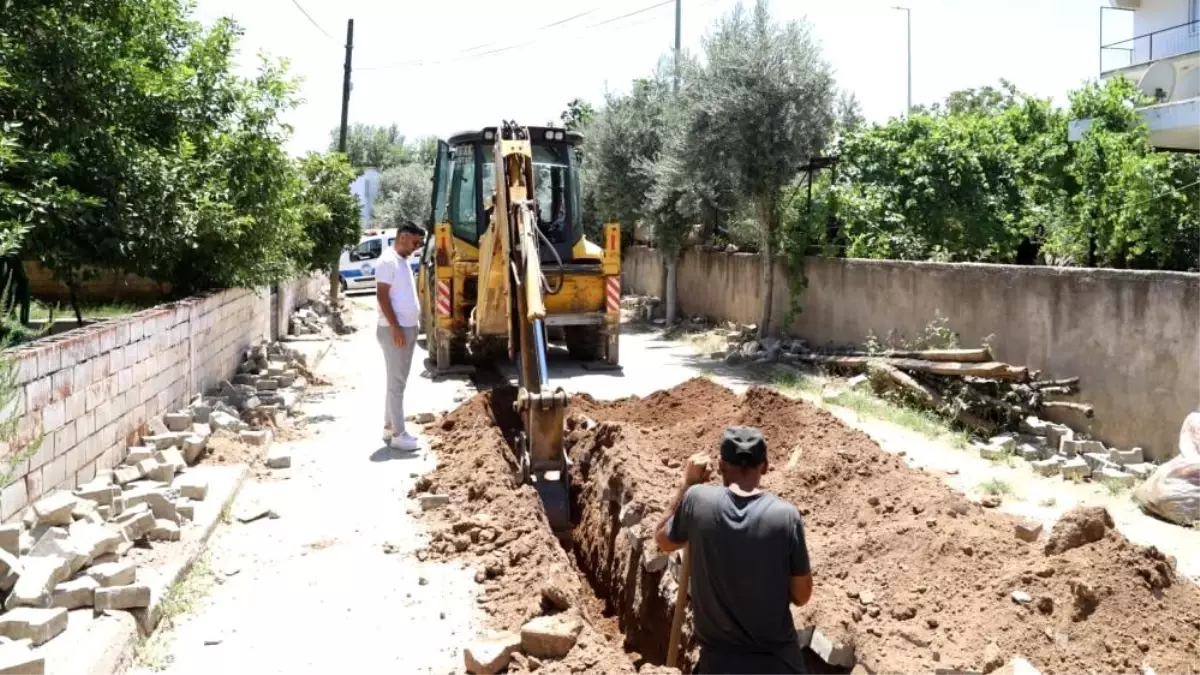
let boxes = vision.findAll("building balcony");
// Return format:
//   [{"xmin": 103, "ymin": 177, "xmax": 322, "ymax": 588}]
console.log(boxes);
[{"xmin": 1101, "ymin": 19, "xmax": 1200, "ymax": 76}]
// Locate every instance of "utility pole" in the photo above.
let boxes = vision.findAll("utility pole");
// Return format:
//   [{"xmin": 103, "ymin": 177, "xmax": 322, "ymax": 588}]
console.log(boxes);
[
  {"xmin": 673, "ymin": 0, "xmax": 681, "ymax": 93},
  {"xmin": 892, "ymin": 6, "xmax": 912, "ymax": 115},
  {"xmin": 331, "ymin": 18, "xmax": 354, "ymax": 307}
]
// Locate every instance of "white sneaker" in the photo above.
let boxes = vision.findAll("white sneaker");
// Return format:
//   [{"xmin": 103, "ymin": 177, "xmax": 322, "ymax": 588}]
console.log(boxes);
[{"xmin": 389, "ymin": 432, "xmax": 421, "ymax": 452}]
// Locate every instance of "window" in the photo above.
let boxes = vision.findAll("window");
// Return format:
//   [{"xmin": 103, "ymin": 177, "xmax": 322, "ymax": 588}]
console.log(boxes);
[
  {"xmin": 531, "ymin": 144, "xmax": 578, "ymax": 244},
  {"xmin": 449, "ymin": 146, "xmax": 478, "ymax": 242},
  {"xmin": 1192, "ymin": 0, "xmax": 1199, "ymax": 34},
  {"xmin": 352, "ymin": 238, "xmax": 382, "ymax": 261}
]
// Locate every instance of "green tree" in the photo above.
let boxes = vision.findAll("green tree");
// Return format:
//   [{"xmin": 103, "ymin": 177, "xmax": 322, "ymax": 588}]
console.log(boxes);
[
  {"xmin": 334, "ymin": 124, "xmax": 437, "ymax": 171},
  {"xmin": 375, "ymin": 164, "xmax": 432, "ymax": 228},
  {"xmin": 298, "ymin": 152, "xmax": 362, "ymax": 272},
  {"xmin": 560, "ymin": 99, "xmax": 596, "ymax": 132},
  {"xmin": 674, "ymin": 0, "xmax": 836, "ymax": 337}
]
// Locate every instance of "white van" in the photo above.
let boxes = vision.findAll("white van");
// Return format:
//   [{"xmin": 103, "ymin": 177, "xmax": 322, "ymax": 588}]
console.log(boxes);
[{"xmin": 338, "ymin": 229, "xmax": 420, "ymax": 292}]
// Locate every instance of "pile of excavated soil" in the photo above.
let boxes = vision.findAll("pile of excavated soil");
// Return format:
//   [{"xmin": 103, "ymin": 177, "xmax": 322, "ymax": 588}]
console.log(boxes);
[{"xmin": 418, "ymin": 378, "xmax": 1200, "ymax": 675}]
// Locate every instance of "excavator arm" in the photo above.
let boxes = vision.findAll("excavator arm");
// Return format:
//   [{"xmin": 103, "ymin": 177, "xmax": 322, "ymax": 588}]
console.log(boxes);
[{"xmin": 478, "ymin": 122, "xmax": 572, "ymax": 531}]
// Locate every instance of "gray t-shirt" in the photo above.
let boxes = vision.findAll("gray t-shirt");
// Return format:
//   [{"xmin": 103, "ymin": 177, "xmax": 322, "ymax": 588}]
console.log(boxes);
[{"xmin": 667, "ymin": 484, "xmax": 810, "ymax": 672}]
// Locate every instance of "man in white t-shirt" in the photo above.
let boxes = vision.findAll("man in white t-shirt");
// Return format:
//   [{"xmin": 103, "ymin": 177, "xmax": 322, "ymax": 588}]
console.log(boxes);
[{"xmin": 376, "ymin": 221, "xmax": 425, "ymax": 451}]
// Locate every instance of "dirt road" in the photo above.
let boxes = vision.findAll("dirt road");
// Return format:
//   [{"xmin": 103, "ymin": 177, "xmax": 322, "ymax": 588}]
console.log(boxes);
[{"xmin": 130, "ymin": 298, "xmax": 1200, "ymax": 674}]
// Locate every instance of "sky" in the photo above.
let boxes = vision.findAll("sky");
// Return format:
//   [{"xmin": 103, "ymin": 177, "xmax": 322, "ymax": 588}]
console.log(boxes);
[{"xmin": 191, "ymin": 0, "xmax": 1131, "ymax": 156}]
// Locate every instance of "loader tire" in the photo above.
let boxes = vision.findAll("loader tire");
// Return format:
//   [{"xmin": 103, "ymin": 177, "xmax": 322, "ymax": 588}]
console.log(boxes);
[{"xmin": 565, "ymin": 326, "xmax": 604, "ymax": 362}]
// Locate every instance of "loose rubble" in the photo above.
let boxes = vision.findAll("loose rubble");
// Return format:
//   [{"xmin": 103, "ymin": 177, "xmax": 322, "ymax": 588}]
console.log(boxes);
[
  {"xmin": 420, "ymin": 380, "xmax": 1200, "ymax": 675},
  {"xmin": 289, "ymin": 299, "xmax": 355, "ymax": 336}
]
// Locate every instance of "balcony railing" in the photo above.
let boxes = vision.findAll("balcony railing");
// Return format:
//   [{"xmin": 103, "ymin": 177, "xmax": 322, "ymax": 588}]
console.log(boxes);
[{"xmin": 1100, "ymin": 20, "xmax": 1200, "ymax": 74}]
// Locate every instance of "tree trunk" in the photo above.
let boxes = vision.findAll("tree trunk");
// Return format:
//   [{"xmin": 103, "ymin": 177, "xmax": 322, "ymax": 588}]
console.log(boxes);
[
  {"xmin": 329, "ymin": 266, "xmax": 341, "ymax": 309},
  {"xmin": 665, "ymin": 254, "xmax": 679, "ymax": 326},
  {"xmin": 757, "ymin": 199, "xmax": 775, "ymax": 340},
  {"xmin": 658, "ymin": 258, "xmax": 669, "ymax": 305},
  {"xmin": 67, "ymin": 279, "xmax": 83, "ymax": 327}
]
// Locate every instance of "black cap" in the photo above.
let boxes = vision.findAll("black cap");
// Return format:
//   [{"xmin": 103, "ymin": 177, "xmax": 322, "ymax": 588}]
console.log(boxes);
[{"xmin": 720, "ymin": 426, "xmax": 767, "ymax": 467}]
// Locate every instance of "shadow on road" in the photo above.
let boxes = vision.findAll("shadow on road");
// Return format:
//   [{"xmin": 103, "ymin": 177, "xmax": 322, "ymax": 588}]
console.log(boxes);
[{"xmin": 368, "ymin": 446, "xmax": 426, "ymax": 463}]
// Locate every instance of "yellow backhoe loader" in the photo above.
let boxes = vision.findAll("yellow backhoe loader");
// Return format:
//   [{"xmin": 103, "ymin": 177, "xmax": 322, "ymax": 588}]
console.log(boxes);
[{"xmin": 416, "ymin": 122, "xmax": 622, "ymax": 530}]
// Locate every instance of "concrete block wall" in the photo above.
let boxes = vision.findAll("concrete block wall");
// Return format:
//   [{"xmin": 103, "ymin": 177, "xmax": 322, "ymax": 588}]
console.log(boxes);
[
  {"xmin": 622, "ymin": 246, "xmax": 1200, "ymax": 462},
  {"xmin": 0, "ymin": 274, "xmax": 323, "ymax": 521}
]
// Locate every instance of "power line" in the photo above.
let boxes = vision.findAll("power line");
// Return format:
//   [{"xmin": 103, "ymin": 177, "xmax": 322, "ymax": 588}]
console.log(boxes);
[
  {"xmin": 358, "ymin": 0, "xmax": 678, "ymax": 72},
  {"xmin": 288, "ymin": 0, "xmax": 335, "ymax": 42}
]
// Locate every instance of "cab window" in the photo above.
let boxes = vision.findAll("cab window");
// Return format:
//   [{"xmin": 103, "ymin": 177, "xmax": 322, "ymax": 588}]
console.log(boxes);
[
  {"xmin": 449, "ymin": 145, "xmax": 478, "ymax": 243},
  {"xmin": 532, "ymin": 144, "xmax": 578, "ymax": 245},
  {"xmin": 351, "ymin": 238, "xmax": 382, "ymax": 261}
]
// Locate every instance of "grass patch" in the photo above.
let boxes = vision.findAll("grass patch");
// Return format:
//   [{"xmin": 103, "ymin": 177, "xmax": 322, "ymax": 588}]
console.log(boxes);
[
  {"xmin": 826, "ymin": 389, "xmax": 947, "ymax": 437},
  {"xmin": 771, "ymin": 370, "xmax": 825, "ymax": 396},
  {"xmin": 220, "ymin": 503, "xmax": 232, "ymax": 524},
  {"xmin": 29, "ymin": 299, "xmax": 149, "ymax": 321},
  {"xmin": 684, "ymin": 331, "xmax": 729, "ymax": 356},
  {"xmin": 1099, "ymin": 478, "xmax": 1132, "ymax": 496},
  {"xmin": 1039, "ymin": 496, "xmax": 1057, "ymax": 507},
  {"xmin": 133, "ymin": 555, "xmax": 217, "ymax": 670},
  {"xmin": 979, "ymin": 477, "xmax": 1014, "ymax": 496}
]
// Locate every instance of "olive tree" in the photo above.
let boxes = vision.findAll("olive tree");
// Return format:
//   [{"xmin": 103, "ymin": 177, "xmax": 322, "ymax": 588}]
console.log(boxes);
[{"xmin": 675, "ymin": 0, "xmax": 835, "ymax": 337}]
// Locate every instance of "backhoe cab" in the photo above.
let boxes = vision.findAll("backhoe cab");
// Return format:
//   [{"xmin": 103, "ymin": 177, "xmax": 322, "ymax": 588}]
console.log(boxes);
[{"xmin": 417, "ymin": 125, "xmax": 621, "ymax": 375}]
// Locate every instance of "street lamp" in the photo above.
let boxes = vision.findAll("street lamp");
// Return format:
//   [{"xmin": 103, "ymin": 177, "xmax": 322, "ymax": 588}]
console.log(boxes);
[{"xmin": 892, "ymin": 6, "xmax": 912, "ymax": 116}]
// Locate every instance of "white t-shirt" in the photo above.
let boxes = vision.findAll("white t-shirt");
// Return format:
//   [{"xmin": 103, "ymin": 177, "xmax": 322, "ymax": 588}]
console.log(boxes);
[{"xmin": 376, "ymin": 247, "xmax": 420, "ymax": 328}]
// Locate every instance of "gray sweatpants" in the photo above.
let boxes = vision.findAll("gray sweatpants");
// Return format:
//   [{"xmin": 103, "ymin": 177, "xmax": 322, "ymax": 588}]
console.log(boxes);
[{"xmin": 377, "ymin": 325, "xmax": 418, "ymax": 436}]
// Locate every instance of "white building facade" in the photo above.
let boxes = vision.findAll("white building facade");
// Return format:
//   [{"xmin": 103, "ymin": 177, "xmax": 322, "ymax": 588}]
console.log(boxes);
[
  {"xmin": 1072, "ymin": 0, "xmax": 1200, "ymax": 151},
  {"xmin": 350, "ymin": 168, "xmax": 382, "ymax": 229}
]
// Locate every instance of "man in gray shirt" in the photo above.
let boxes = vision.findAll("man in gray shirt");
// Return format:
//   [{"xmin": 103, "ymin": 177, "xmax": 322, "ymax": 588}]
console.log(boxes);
[{"xmin": 655, "ymin": 426, "xmax": 813, "ymax": 674}]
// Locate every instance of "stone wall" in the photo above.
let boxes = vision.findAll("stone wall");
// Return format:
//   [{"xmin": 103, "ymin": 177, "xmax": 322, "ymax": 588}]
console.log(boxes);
[
  {"xmin": 0, "ymin": 274, "xmax": 324, "ymax": 521},
  {"xmin": 622, "ymin": 246, "xmax": 1200, "ymax": 462}
]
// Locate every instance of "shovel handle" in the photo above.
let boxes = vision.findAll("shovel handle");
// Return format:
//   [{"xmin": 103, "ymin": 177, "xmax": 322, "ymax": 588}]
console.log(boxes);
[{"xmin": 666, "ymin": 545, "xmax": 692, "ymax": 668}]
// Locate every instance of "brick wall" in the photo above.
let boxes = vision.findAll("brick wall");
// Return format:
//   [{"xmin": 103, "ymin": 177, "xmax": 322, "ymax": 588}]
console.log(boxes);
[{"xmin": 0, "ymin": 274, "xmax": 324, "ymax": 521}]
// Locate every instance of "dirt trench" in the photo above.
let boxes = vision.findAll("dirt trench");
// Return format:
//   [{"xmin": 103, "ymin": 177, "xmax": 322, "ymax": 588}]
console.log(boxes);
[{"xmin": 415, "ymin": 378, "xmax": 1200, "ymax": 675}]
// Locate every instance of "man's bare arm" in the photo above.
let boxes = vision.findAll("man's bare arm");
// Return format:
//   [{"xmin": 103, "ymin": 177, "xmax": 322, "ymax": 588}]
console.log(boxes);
[
  {"xmin": 789, "ymin": 574, "xmax": 813, "ymax": 606},
  {"xmin": 376, "ymin": 282, "xmax": 401, "ymax": 331},
  {"xmin": 653, "ymin": 453, "xmax": 711, "ymax": 554}
]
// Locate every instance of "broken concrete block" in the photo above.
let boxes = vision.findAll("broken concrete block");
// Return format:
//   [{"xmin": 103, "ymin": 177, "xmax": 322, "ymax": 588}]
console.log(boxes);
[
  {"xmin": 86, "ymin": 562, "xmax": 136, "ymax": 588},
  {"xmin": 642, "ymin": 549, "xmax": 669, "ymax": 573},
  {"xmin": 192, "ymin": 423, "xmax": 212, "ymax": 438},
  {"xmin": 0, "ymin": 608, "xmax": 67, "ymax": 646},
  {"xmin": 113, "ymin": 509, "xmax": 155, "ymax": 542},
  {"xmin": 1059, "ymin": 438, "xmax": 1087, "ymax": 457},
  {"xmin": 123, "ymin": 486, "xmax": 178, "ymax": 522},
  {"xmin": 29, "ymin": 530, "xmax": 89, "ymax": 578},
  {"xmin": 148, "ymin": 519, "xmax": 180, "ymax": 542},
  {"xmin": 94, "ymin": 584, "xmax": 151, "ymax": 610},
  {"xmin": 74, "ymin": 482, "xmax": 119, "ymax": 507},
  {"xmin": 419, "ymin": 494, "xmax": 450, "ymax": 511},
  {"xmin": 1082, "ymin": 452, "xmax": 1119, "ymax": 474},
  {"xmin": 239, "ymin": 430, "xmax": 272, "ymax": 447},
  {"xmin": 1016, "ymin": 444, "xmax": 1044, "ymax": 462},
  {"xmin": 1046, "ymin": 424, "xmax": 1073, "ymax": 451},
  {"xmin": 977, "ymin": 443, "xmax": 1009, "ymax": 461},
  {"xmin": 255, "ymin": 379, "xmax": 279, "ymax": 391},
  {"xmin": 4, "ymin": 557, "xmax": 62, "ymax": 610},
  {"xmin": 209, "ymin": 411, "xmax": 240, "ymax": 431},
  {"xmin": 1109, "ymin": 448, "xmax": 1143, "ymax": 466},
  {"xmin": 265, "ymin": 447, "xmax": 291, "ymax": 469},
  {"xmin": 0, "ymin": 525, "xmax": 20, "ymax": 558},
  {"xmin": 808, "ymin": 628, "xmax": 856, "ymax": 668},
  {"xmin": 135, "ymin": 458, "xmax": 160, "ymax": 480},
  {"xmin": 175, "ymin": 474, "xmax": 208, "ymax": 501},
  {"xmin": 31, "ymin": 493, "xmax": 77, "ymax": 527},
  {"xmin": 141, "ymin": 434, "xmax": 179, "ymax": 451},
  {"xmin": 163, "ymin": 412, "xmax": 193, "ymax": 432},
  {"xmin": 235, "ymin": 502, "xmax": 272, "ymax": 523},
  {"xmin": 1019, "ymin": 417, "xmax": 1052, "ymax": 436},
  {"xmin": 0, "ymin": 550, "xmax": 19, "ymax": 593},
  {"xmin": 112, "ymin": 465, "xmax": 142, "ymax": 487},
  {"xmin": 154, "ymin": 449, "xmax": 187, "ymax": 475},
  {"xmin": 1096, "ymin": 467, "xmax": 1136, "ymax": 488},
  {"xmin": 0, "ymin": 640, "xmax": 45, "ymax": 674},
  {"xmin": 51, "ymin": 576, "xmax": 98, "ymax": 610},
  {"xmin": 96, "ymin": 506, "xmax": 111, "ymax": 521},
  {"xmin": 67, "ymin": 522, "xmax": 122, "ymax": 559},
  {"xmin": 182, "ymin": 435, "xmax": 207, "ymax": 465},
  {"xmin": 520, "ymin": 614, "xmax": 584, "ymax": 659},
  {"xmin": 1060, "ymin": 457, "xmax": 1090, "ymax": 481},
  {"xmin": 1014, "ymin": 521, "xmax": 1043, "ymax": 543},
  {"xmin": 463, "ymin": 633, "xmax": 522, "ymax": 675},
  {"xmin": 988, "ymin": 435, "xmax": 1017, "ymax": 452},
  {"xmin": 190, "ymin": 404, "xmax": 212, "ymax": 424},
  {"xmin": 1124, "ymin": 462, "xmax": 1156, "ymax": 478},
  {"xmin": 122, "ymin": 447, "xmax": 154, "ymax": 466},
  {"xmin": 146, "ymin": 463, "xmax": 175, "ymax": 483},
  {"xmin": 176, "ymin": 501, "xmax": 195, "ymax": 521}
]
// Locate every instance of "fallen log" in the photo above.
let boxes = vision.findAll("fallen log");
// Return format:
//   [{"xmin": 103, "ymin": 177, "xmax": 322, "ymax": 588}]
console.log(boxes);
[
  {"xmin": 1040, "ymin": 401, "xmax": 1095, "ymax": 418},
  {"xmin": 826, "ymin": 348, "xmax": 992, "ymax": 363},
  {"xmin": 799, "ymin": 354, "xmax": 1029, "ymax": 382},
  {"xmin": 868, "ymin": 362, "xmax": 997, "ymax": 435},
  {"xmin": 1031, "ymin": 377, "xmax": 1079, "ymax": 390}
]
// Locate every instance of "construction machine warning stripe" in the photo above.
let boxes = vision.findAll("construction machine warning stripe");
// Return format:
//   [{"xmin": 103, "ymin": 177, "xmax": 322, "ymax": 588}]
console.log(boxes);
[
  {"xmin": 606, "ymin": 277, "xmax": 620, "ymax": 313},
  {"xmin": 437, "ymin": 280, "xmax": 451, "ymax": 317}
]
